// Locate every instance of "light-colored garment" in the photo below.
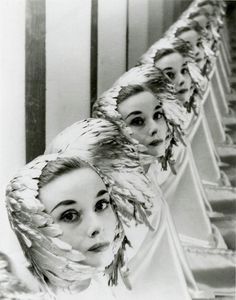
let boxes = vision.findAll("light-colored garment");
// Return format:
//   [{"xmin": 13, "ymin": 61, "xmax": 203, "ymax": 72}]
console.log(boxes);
[
  {"xmin": 152, "ymin": 158, "xmax": 236, "ymax": 296},
  {"xmin": 156, "ymin": 145, "xmax": 227, "ymax": 249},
  {"xmin": 56, "ymin": 275, "xmax": 117, "ymax": 300},
  {"xmin": 112, "ymin": 165, "xmax": 211, "ymax": 300}
]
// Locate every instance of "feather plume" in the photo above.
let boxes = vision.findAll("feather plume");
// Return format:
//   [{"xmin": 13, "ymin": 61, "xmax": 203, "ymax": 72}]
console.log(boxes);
[
  {"xmin": 6, "ymin": 118, "xmax": 158, "ymax": 293},
  {"xmin": 93, "ymin": 70, "xmax": 186, "ymax": 174},
  {"xmin": 0, "ymin": 252, "xmax": 46, "ymax": 299},
  {"xmin": 5, "ymin": 154, "xmax": 101, "ymax": 293}
]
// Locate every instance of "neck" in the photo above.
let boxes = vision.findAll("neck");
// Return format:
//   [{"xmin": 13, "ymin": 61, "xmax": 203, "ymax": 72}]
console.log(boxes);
[
  {"xmin": 143, "ymin": 163, "xmax": 151, "ymax": 173},
  {"xmin": 57, "ymin": 278, "xmax": 91, "ymax": 294}
]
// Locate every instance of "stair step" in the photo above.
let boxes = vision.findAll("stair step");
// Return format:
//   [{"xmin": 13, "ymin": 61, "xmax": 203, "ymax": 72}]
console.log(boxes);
[
  {"xmin": 230, "ymin": 76, "xmax": 236, "ymax": 84},
  {"xmin": 227, "ymin": 93, "xmax": 236, "ymax": 102},
  {"xmin": 223, "ymin": 117, "xmax": 236, "ymax": 127},
  {"xmin": 217, "ymin": 145, "xmax": 236, "ymax": 158}
]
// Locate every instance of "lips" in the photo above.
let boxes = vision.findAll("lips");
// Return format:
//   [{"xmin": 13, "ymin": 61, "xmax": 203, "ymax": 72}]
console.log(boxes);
[
  {"xmin": 149, "ymin": 139, "xmax": 163, "ymax": 147},
  {"xmin": 87, "ymin": 242, "xmax": 110, "ymax": 253},
  {"xmin": 177, "ymin": 88, "xmax": 188, "ymax": 94}
]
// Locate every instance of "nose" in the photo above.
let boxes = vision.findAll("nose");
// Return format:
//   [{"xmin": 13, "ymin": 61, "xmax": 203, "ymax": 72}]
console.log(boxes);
[
  {"xmin": 89, "ymin": 229, "xmax": 100, "ymax": 238},
  {"xmin": 148, "ymin": 119, "xmax": 158, "ymax": 136},
  {"xmin": 195, "ymin": 51, "xmax": 200, "ymax": 58},
  {"xmin": 87, "ymin": 216, "xmax": 102, "ymax": 238},
  {"xmin": 176, "ymin": 73, "xmax": 184, "ymax": 88}
]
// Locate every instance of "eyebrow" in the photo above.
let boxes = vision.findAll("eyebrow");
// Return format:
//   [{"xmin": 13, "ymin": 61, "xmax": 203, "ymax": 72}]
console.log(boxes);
[
  {"xmin": 163, "ymin": 67, "xmax": 174, "ymax": 71},
  {"xmin": 125, "ymin": 111, "xmax": 142, "ymax": 120},
  {"xmin": 96, "ymin": 190, "xmax": 108, "ymax": 198},
  {"xmin": 50, "ymin": 200, "xmax": 76, "ymax": 213},
  {"xmin": 154, "ymin": 105, "xmax": 162, "ymax": 110}
]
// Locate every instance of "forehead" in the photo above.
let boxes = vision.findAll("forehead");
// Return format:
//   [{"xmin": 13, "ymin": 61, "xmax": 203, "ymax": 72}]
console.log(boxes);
[
  {"xmin": 199, "ymin": 4, "xmax": 214, "ymax": 14},
  {"xmin": 118, "ymin": 91, "xmax": 160, "ymax": 115},
  {"xmin": 178, "ymin": 29, "xmax": 199, "ymax": 44},
  {"xmin": 193, "ymin": 15, "xmax": 208, "ymax": 27},
  {"xmin": 155, "ymin": 52, "xmax": 184, "ymax": 70},
  {"xmin": 39, "ymin": 167, "xmax": 106, "ymax": 211}
]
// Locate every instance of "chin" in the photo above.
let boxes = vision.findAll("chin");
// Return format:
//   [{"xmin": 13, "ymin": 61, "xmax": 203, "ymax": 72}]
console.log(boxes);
[
  {"xmin": 86, "ymin": 249, "xmax": 114, "ymax": 269},
  {"xmin": 148, "ymin": 146, "xmax": 165, "ymax": 158},
  {"xmin": 177, "ymin": 94, "xmax": 187, "ymax": 103}
]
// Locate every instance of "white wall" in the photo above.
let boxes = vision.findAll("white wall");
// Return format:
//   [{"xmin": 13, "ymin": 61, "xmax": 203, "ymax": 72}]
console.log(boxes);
[
  {"xmin": 0, "ymin": 0, "xmax": 26, "ymax": 257},
  {"xmin": 163, "ymin": 0, "xmax": 175, "ymax": 32},
  {"xmin": 0, "ymin": 0, "xmax": 192, "ymax": 262},
  {"xmin": 97, "ymin": 0, "xmax": 127, "ymax": 95},
  {"xmin": 148, "ymin": 0, "xmax": 165, "ymax": 46},
  {"xmin": 128, "ymin": 0, "xmax": 149, "ymax": 68},
  {"xmin": 46, "ymin": 0, "xmax": 91, "ymax": 145}
]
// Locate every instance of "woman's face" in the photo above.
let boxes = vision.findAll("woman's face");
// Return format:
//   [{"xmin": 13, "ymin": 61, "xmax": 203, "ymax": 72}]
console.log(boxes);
[
  {"xmin": 118, "ymin": 91, "xmax": 168, "ymax": 157},
  {"xmin": 154, "ymin": 52, "xmax": 193, "ymax": 103},
  {"xmin": 178, "ymin": 29, "xmax": 205, "ymax": 70},
  {"xmin": 193, "ymin": 15, "xmax": 213, "ymax": 42},
  {"xmin": 40, "ymin": 167, "xmax": 117, "ymax": 268}
]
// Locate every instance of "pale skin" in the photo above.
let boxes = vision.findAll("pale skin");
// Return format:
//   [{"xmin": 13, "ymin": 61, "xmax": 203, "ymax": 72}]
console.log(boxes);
[
  {"xmin": 177, "ymin": 30, "xmax": 205, "ymax": 70},
  {"xmin": 192, "ymin": 15, "xmax": 208, "ymax": 29},
  {"xmin": 192, "ymin": 15, "xmax": 214, "ymax": 41},
  {"xmin": 154, "ymin": 52, "xmax": 193, "ymax": 103},
  {"xmin": 39, "ymin": 167, "xmax": 117, "ymax": 269},
  {"xmin": 198, "ymin": 3, "xmax": 214, "ymax": 15},
  {"xmin": 118, "ymin": 91, "xmax": 168, "ymax": 158}
]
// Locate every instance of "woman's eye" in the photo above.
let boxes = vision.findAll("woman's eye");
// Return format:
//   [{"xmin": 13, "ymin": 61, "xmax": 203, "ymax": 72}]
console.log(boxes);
[
  {"xmin": 153, "ymin": 111, "xmax": 163, "ymax": 120},
  {"xmin": 95, "ymin": 200, "xmax": 109, "ymax": 212},
  {"xmin": 165, "ymin": 71, "xmax": 175, "ymax": 80},
  {"xmin": 130, "ymin": 117, "xmax": 144, "ymax": 126},
  {"xmin": 196, "ymin": 41, "xmax": 202, "ymax": 48},
  {"xmin": 60, "ymin": 209, "xmax": 80, "ymax": 223},
  {"xmin": 181, "ymin": 67, "xmax": 188, "ymax": 75}
]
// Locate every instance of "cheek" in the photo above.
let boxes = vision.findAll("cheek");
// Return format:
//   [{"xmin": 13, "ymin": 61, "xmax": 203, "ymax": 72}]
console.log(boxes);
[
  {"xmin": 130, "ymin": 127, "xmax": 146, "ymax": 144},
  {"xmin": 159, "ymin": 119, "xmax": 168, "ymax": 137},
  {"xmin": 104, "ymin": 209, "xmax": 117, "ymax": 239},
  {"xmin": 59, "ymin": 225, "xmax": 85, "ymax": 252},
  {"xmin": 199, "ymin": 48, "xmax": 205, "ymax": 58},
  {"xmin": 172, "ymin": 75, "xmax": 180, "ymax": 86},
  {"xmin": 172, "ymin": 79, "xmax": 178, "ymax": 87},
  {"xmin": 186, "ymin": 75, "xmax": 192, "ymax": 88},
  {"xmin": 193, "ymin": 45, "xmax": 199, "ymax": 54}
]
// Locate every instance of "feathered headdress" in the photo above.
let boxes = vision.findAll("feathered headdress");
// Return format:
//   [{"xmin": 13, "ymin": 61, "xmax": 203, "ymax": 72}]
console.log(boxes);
[
  {"xmin": 165, "ymin": 19, "xmax": 214, "ymax": 83},
  {"xmin": 0, "ymin": 252, "xmax": 46, "ymax": 299},
  {"xmin": 92, "ymin": 65, "xmax": 187, "ymax": 174},
  {"xmin": 6, "ymin": 153, "xmax": 96, "ymax": 295},
  {"xmin": 138, "ymin": 37, "xmax": 204, "ymax": 115},
  {"xmin": 6, "ymin": 118, "xmax": 157, "ymax": 294},
  {"xmin": 45, "ymin": 118, "xmax": 156, "ymax": 229},
  {"xmin": 138, "ymin": 38, "xmax": 176, "ymax": 66}
]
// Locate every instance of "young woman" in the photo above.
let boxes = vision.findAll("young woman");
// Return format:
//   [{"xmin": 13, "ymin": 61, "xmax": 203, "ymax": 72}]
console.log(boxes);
[
  {"xmin": 170, "ymin": 20, "xmax": 214, "ymax": 76},
  {"xmin": 6, "ymin": 118, "xmax": 156, "ymax": 299},
  {"xmin": 93, "ymin": 65, "xmax": 216, "ymax": 299},
  {"xmin": 138, "ymin": 35, "xmax": 236, "ymax": 251},
  {"xmin": 164, "ymin": 17, "xmax": 236, "ymax": 178},
  {"xmin": 45, "ymin": 117, "xmax": 200, "ymax": 299},
  {"xmin": 187, "ymin": 2, "xmax": 223, "ymax": 53},
  {"xmin": 138, "ymin": 37, "xmax": 233, "ymax": 188},
  {"xmin": 139, "ymin": 37, "xmax": 205, "ymax": 118},
  {"xmin": 93, "ymin": 65, "xmax": 236, "ymax": 297}
]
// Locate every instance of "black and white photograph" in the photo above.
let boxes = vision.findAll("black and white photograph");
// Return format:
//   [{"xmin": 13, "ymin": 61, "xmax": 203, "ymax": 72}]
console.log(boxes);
[{"xmin": 1, "ymin": 0, "xmax": 236, "ymax": 299}]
